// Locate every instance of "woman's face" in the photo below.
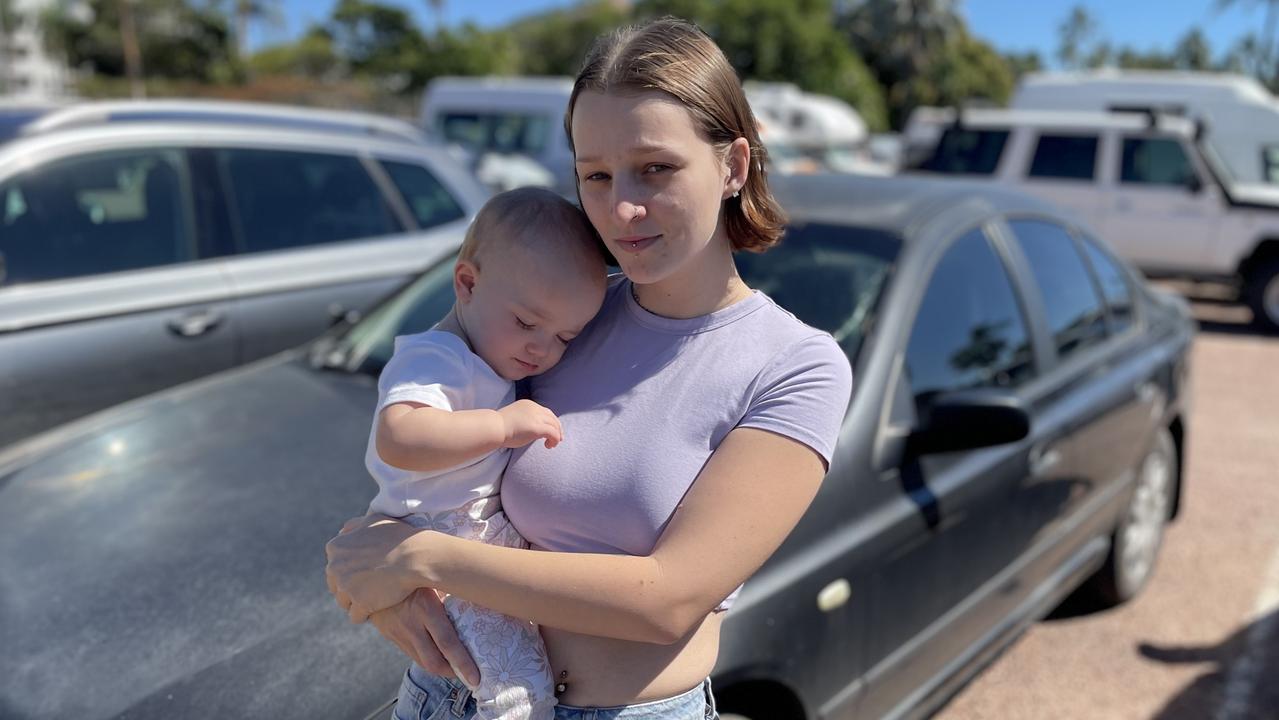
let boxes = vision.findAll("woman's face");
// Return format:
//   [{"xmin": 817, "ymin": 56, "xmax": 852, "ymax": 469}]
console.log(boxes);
[{"xmin": 571, "ymin": 90, "xmax": 737, "ymax": 286}]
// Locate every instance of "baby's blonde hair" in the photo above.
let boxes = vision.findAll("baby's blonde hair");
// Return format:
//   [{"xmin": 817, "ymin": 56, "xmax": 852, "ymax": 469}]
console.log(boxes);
[{"xmin": 459, "ymin": 187, "xmax": 604, "ymax": 270}]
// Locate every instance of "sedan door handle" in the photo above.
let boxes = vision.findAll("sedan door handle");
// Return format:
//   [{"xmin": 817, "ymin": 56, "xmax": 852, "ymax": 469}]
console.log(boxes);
[{"xmin": 167, "ymin": 309, "xmax": 223, "ymax": 338}]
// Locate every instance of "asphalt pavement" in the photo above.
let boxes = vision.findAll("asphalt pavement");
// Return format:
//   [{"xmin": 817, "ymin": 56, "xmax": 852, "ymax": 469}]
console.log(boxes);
[{"xmin": 934, "ymin": 282, "xmax": 1279, "ymax": 720}]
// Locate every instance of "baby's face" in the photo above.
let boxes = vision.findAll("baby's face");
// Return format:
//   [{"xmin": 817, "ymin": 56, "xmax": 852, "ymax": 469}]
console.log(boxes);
[{"xmin": 462, "ymin": 245, "xmax": 605, "ymax": 381}]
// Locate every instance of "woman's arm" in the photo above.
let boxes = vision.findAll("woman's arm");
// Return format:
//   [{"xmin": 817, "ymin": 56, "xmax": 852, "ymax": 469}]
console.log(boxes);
[{"xmin": 327, "ymin": 426, "xmax": 826, "ymax": 645}]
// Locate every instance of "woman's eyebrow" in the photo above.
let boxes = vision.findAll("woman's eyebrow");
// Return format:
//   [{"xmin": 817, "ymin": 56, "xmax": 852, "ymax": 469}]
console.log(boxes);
[{"xmin": 575, "ymin": 145, "xmax": 675, "ymax": 164}]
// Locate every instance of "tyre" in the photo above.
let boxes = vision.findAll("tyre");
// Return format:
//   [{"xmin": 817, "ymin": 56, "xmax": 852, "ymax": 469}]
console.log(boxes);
[
  {"xmin": 1244, "ymin": 256, "xmax": 1279, "ymax": 333},
  {"xmin": 1087, "ymin": 427, "xmax": 1177, "ymax": 606}
]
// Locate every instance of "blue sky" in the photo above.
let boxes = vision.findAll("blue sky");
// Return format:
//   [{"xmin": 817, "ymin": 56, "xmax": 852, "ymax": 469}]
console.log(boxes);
[{"xmin": 253, "ymin": 0, "xmax": 1267, "ymax": 66}]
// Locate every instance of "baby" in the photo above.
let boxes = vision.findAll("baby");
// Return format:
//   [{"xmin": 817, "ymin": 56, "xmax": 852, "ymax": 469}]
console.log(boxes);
[{"xmin": 364, "ymin": 187, "xmax": 606, "ymax": 720}]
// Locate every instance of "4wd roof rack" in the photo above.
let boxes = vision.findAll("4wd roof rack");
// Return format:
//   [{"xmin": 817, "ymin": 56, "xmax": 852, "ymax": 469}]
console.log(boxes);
[
  {"xmin": 21, "ymin": 100, "xmax": 425, "ymax": 144},
  {"xmin": 1107, "ymin": 103, "xmax": 1207, "ymax": 139}
]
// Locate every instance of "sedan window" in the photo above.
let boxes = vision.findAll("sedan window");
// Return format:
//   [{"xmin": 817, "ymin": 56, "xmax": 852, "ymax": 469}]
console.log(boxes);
[
  {"xmin": 0, "ymin": 148, "xmax": 194, "ymax": 286},
  {"xmin": 1080, "ymin": 236, "xmax": 1135, "ymax": 333},
  {"xmin": 906, "ymin": 229, "xmax": 1034, "ymax": 404},
  {"xmin": 218, "ymin": 148, "xmax": 399, "ymax": 254},
  {"xmin": 1120, "ymin": 137, "xmax": 1198, "ymax": 188},
  {"xmin": 1009, "ymin": 220, "xmax": 1109, "ymax": 361},
  {"xmin": 1028, "ymin": 134, "xmax": 1099, "ymax": 181}
]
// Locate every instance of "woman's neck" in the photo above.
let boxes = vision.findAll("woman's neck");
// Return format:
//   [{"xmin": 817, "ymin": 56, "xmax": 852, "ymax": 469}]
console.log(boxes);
[{"xmin": 631, "ymin": 237, "xmax": 752, "ymax": 319}]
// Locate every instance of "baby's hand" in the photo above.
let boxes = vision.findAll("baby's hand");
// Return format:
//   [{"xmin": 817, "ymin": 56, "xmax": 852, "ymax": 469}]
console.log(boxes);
[{"xmin": 498, "ymin": 399, "xmax": 563, "ymax": 449}]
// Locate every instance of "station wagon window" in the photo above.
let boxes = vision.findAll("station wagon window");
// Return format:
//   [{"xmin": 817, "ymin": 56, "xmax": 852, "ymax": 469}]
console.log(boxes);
[
  {"xmin": 1009, "ymin": 220, "xmax": 1109, "ymax": 360},
  {"xmin": 380, "ymin": 161, "xmax": 466, "ymax": 229},
  {"xmin": 218, "ymin": 148, "xmax": 399, "ymax": 254},
  {"xmin": 917, "ymin": 128, "xmax": 1009, "ymax": 175},
  {"xmin": 1027, "ymin": 134, "xmax": 1099, "ymax": 181},
  {"xmin": 436, "ymin": 112, "xmax": 550, "ymax": 156},
  {"xmin": 906, "ymin": 229, "xmax": 1034, "ymax": 404},
  {"xmin": 0, "ymin": 148, "xmax": 194, "ymax": 286},
  {"xmin": 1120, "ymin": 137, "xmax": 1198, "ymax": 188},
  {"xmin": 1079, "ymin": 236, "xmax": 1135, "ymax": 333}
]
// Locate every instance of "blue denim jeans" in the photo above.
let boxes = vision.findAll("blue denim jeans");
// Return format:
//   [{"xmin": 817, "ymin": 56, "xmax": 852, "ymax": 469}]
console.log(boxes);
[{"xmin": 391, "ymin": 665, "xmax": 719, "ymax": 720}]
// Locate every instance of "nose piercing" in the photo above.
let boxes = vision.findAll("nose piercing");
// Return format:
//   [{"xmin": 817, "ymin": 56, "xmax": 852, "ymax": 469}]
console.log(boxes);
[{"xmin": 631, "ymin": 206, "xmax": 642, "ymax": 220}]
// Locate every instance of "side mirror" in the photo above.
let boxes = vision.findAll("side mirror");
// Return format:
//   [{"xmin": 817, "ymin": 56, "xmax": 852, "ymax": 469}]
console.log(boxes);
[{"xmin": 907, "ymin": 388, "xmax": 1030, "ymax": 455}]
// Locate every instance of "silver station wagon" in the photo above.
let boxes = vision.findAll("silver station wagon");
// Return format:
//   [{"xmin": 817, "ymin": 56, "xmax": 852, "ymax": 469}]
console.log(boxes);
[{"xmin": 0, "ymin": 100, "xmax": 489, "ymax": 449}]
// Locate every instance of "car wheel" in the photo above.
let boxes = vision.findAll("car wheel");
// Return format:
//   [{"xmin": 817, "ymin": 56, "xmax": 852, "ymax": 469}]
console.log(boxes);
[
  {"xmin": 1245, "ymin": 256, "xmax": 1279, "ymax": 333},
  {"xmin": 1089, "ymin": 427, "xmax": 1177, "ymax": 605}
]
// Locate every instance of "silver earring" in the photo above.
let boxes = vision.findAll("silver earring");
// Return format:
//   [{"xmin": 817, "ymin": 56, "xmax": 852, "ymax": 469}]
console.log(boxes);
[{"xmin": 731, "ymin": 189, "xmax": 740, "ymax": 198}]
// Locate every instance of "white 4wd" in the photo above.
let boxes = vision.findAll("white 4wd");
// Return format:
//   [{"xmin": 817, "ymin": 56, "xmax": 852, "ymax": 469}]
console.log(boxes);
[{"xmin": 912, "ymin": 108, "xmax": 1279, "ymax": 330}]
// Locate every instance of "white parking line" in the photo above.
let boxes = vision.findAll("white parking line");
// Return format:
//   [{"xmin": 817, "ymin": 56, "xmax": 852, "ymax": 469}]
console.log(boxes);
[{"xmin": 1215, "ymin": 540, "xmax": 1279, "ymax": 720}]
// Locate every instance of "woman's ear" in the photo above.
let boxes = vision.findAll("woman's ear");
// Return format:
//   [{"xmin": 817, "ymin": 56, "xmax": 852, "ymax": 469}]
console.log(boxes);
[
  {"xmin": 454, "ymin": 260, "xmax": 479, "ymax": 303},
  {"xmin": 723, "ymin": 137, "xmax": 752, "ymax": 199}
]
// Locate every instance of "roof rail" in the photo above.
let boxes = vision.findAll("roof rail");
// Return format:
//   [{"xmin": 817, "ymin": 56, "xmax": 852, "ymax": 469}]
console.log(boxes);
[{"xmin": 21, "ymin": 100, "xmax": 426, "ymax": 144}]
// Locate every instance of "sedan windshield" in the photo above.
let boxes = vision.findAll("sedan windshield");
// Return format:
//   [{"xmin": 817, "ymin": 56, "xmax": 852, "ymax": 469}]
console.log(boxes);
[{"xmin": 326, "ymin": 222, "xmax": 900, "ymax": 376}]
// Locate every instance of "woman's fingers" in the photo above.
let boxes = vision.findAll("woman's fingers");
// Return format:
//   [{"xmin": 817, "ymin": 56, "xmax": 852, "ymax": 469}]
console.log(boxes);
[
  {"xmin": 417, "ymin": 590, "xmax": 480, "ymax": 687},
  {"xmin": 347, "ymin": 601, "xmax": 372, "ymax": 625}
]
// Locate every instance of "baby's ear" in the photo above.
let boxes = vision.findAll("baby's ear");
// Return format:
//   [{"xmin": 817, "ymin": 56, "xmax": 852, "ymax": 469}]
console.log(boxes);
[{"xmin": 454, "ymin": 260, "xmax": 479, "ymax": 301}]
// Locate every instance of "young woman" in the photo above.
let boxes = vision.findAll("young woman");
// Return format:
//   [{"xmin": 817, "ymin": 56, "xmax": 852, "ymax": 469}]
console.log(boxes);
[{"xmin": 326, "ymin": 17, "xmax": 854, "ymax": 720}]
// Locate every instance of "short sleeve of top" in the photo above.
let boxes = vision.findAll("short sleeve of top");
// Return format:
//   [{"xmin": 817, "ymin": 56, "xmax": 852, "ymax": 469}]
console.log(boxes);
[
  {"xmin": 378, "ymin": 331, "xmax": 499, "ymax": 414},
  {"xmin": 738, "ymin": 333, "xmax": 852, "ymax": 467}
]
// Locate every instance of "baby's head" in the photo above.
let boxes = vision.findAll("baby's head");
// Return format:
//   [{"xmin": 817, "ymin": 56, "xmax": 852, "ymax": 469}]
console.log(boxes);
[{"xmin": 453, "ymin": 187, "xmax": 608, "ymax": 381}]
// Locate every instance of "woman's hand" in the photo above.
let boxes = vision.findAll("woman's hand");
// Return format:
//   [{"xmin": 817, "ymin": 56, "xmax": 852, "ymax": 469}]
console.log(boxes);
[
  {"xmin": 325, "ymin": 513, "xmax": 426, "ymax": 622},
  {"xmin": 369, "ymin": 589, "xmax": 481, "ymax": 688}
]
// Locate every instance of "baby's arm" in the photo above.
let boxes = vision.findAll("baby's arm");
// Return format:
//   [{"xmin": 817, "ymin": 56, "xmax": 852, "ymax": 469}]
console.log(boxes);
[{"xmin": 376, "ymin": 399, "xmax": 563, "ymax": 473}]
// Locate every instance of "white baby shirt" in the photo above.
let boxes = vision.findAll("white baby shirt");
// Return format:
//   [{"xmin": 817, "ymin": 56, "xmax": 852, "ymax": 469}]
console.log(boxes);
[{"xmin": 365, "ymin": 330, "xmax": 516, "ymax": 518}]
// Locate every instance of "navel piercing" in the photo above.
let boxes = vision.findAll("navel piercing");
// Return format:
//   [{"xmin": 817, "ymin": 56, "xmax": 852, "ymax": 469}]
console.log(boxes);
[{"xmin": 555, "ymin": 669, "xmax": 570, "ymax": 694}]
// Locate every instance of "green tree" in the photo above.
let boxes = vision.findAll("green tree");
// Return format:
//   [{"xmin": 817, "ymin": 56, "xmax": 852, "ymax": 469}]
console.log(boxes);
[
  {"xmin": 1114, "ymin": 46, "xmax": 1174, "ymax": 70},
  {"xmin": 1003, "ymin": 50, "xmax": 1044, "ymax": 80},
  {"xmin": 1056, "ymin": 4, "xmax": 1101, "ymax": 70},
  {"xmin": 1171, "ymin": 29, "xmax": 1212, "ymax": 70},
  {"xmin": 637, "ymin": 0, "xmax": 889, "ymax": 130},
  {"xmin": 0, "ymin": 0, "xmax": 21, "ymax": 93},
  {"xmin": 249, "ymin": 25, "xmax": 341, "ymax": 77},
  {"xmin": 840, "ymin": 0, "xmax": 1009, "ymax": 127},
  {"xmin": 1216, "ymin": 0, "xmax": 1279, "ymax": 87},
  {"xmin": 42, "ymin": 0, "xmax": 233, "ymax": 83},
  {"xmin": 507, "ymin": 0, "xmax": 629, "ymax": 76}
]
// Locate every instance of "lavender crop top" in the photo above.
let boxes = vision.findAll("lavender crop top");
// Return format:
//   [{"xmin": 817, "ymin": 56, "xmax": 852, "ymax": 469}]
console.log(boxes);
[{"xmin": 501, "ymin": 277, "xmax": 853, "ymax": 610}]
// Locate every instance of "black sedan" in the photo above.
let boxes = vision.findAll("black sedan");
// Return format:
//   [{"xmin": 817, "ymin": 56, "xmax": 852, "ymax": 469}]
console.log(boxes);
[{"xmin": 0, "ymin": 174, "xmax": 1194, "ymax": 720}]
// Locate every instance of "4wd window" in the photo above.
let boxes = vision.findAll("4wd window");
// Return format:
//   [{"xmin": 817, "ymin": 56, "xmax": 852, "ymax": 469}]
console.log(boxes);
[
  {"xmin": 917, "ymin": 128, "xmax": 1009, "ymax": 175},
  {"xmin": 906, "ymin": 229, "xmax": 1034, "ymax": 403},
  {"xmin": 1009, "ymin": 220, "xmax": 1109, "ymax": 360},
  {"xmin": 1120, "ymin": 137, "xmax": 1198, "ymax": 187},
  {"xmin": 1080, "ymin": 236, "xmax": 1135, "ymax": 333},
  {"xmin": 218, "ymin": 148, "xmax": 399, "ymax": 254},
  {"xmin": 1028, "ymin": 134, "xmax": 1099, "ymax": 180},
  {"xmin": 437, "ymin": 112, "xmax": 550, "ymax": 156},
  {"xmin": 380, "ymin": 161, "xmax": 466, "ymax": 229},
  {"xmin": 0, "ymin": 148, "xmax": 194, "ymax": 286}
]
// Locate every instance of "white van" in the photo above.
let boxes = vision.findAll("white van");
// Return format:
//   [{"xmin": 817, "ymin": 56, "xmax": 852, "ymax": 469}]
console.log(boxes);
[
  {"xmin": 420, "ymin": 76, "xmax": 576, "ymax": 195},
  {"xmin": 910, "ymin": 107, "xmax": 1279, "ymax": 330},
  {"xmin": 1011, "ymin": 70, "xmax": 1279, "ymax": 186},
  {"xmin": 745, "ymin": 82, "xmax": 892, "ymax": 174}
]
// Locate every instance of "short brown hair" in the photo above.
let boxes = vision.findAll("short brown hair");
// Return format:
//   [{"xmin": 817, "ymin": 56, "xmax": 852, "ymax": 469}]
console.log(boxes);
[
  {"xmin": 565, "ymin": 17, "xmax": 786, "ymax": 253},
  {"xmin": 459, "ymin": 187, "xmax": 604, "ymax": 268}
]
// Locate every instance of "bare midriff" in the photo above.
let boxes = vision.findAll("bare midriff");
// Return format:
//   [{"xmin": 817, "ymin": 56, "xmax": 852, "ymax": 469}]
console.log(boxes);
[{"xmin": 543, "ymin": 612, "xmax": 723, "ymax": 707}]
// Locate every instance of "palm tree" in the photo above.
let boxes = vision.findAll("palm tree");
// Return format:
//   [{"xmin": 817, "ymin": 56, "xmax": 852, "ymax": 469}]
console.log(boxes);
[
  {"xmin": 426, "ymin": 0, "xmax": 445, "ymax": 32},
  {"xmin": 1216, "ymin": 0, "xmax": 1279, "ymax": 85}
]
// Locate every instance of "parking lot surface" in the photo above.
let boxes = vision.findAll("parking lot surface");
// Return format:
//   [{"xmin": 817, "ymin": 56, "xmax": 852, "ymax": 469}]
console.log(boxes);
[{"xmin": 935, "ymin": 284, "xmax": 1279, "ymax": 720}]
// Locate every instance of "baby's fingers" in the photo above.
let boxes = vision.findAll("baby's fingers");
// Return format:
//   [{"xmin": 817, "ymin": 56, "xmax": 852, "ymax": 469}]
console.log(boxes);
[{"xmin": 542, "ymin": 417, "xmax": 564, "ymax": 448}]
